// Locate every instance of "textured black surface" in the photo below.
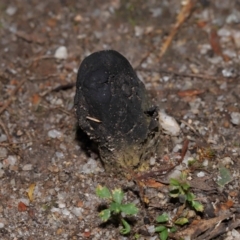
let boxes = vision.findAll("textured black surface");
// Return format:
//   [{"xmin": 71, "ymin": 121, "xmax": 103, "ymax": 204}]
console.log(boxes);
[{"xmin": 74, "ymin": 50, "xmax": 160, "ymax": 171}]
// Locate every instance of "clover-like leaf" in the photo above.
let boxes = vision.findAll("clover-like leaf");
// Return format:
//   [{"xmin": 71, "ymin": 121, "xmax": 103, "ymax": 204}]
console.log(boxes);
[
  {"xmin": 170, "ymin": 178, "xmax": 180, "ymax": 187},
  {"xmin": 186, "ymin": 192, "xmax": 195, "ymax": 202},
  {"xmin": 156, "ymin": 213, "xmax": 169, "ymax": 223},
  {"xmin": 174, "ymin": 217, "xmax": 188, "ymax": 225},
  {"xmin": 96, "ymin": 185, "xmax": 111, "ymax": 199},
  {"xmin": 120, "ymin": 203, "xmax": 138, "ymax": 215},
  {"xmin": 112, "ymin": 188, "xmax": 124, "ymax": 204},
  {"xmin": 160, "ymin": 227, "xmax": 168, "ymax": 240},
  {"xmin": 109, "ymin": 202, "xmax": 121, "ymax": 214},
  {"xmin": 170, "ymin": 226, "xmax": 177, "ymax": 233},
  {"xmin": 217, "ymin": 166, "xmax": 232, "ymax": 187},
  {"xmin": 99, "ymin": 209, "xmax": 111, "ymax": 222},
  {"xmin": 155, "ymin": 225, "xmax": 167, "ymax": 232},
  {"xmin": 191, "ymin": 200, "xmax": 204, "ymax": 212},
  {"xmin": 181, "ymin": 182, "xmax": 190, "ymax": 191}
]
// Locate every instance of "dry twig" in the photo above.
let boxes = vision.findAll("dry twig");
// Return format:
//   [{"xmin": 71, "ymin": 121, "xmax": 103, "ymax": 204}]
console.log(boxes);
[{"xmin": 159, "ymin": 0, "xmax": 196, "ymax": 60}]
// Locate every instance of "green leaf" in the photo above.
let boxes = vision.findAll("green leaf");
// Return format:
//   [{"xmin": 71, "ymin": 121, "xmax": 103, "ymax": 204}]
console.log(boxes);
[
  {"xmin": 156, "ymin": 213, "xmax": 169, "ymax": 223},
  {"xmin": 120, "ymin": 219, "xmax": 131, "ymax": 235},
  {"xmin": 109, "ymin": 202, "xmax": 121, "ymax": 214},
  {"xmin": 181, "ymin": 182, "xmax": 190, "ymax": 191},
  {"xmin": 120, "ymin": 203, "xmax": 138, "ymax": 215},
  {"xmin": 174, "ymin": 217, "xmax": 189, "ymax": 225},
  {"xmin": 155, "ymin": 225, "xmax": 166, "ymax": 232},
  {"xmin": 99, "ymin": 209, "xmax": 111, "ymax": 222},
  {"xmin": 112, "ymin": 188, "xmax": 124, "ymax": 204},
  {"xmin": 170, "ymin": 178, "xmax": 180, "ymax": 187},
  {"xmin": 96, "ymin": 185, "xmax": 111, "ymax": 199},
  {"xmin": 191, "ymin": 200, "xmax": 204, "ymax": 212},
  {"xmin": 186, "ymin": 192, "xmax": 195, "ymax": 202},
  {"xmin": 160, "ymin": 228, "xmax": 168, "ymax": 240},
  {"xmin": 217, "ymin": 166, "xmax": 232, "ymax": 187},
  {"xmin": 170, "ymin": 226, "xmax": 177, "ymax": 233}
]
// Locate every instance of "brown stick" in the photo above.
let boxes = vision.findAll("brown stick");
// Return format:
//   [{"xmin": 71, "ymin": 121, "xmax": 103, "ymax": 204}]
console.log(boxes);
[{"xmin": 159, "ymin": 0, "xmax": 196, "ymax": 60}]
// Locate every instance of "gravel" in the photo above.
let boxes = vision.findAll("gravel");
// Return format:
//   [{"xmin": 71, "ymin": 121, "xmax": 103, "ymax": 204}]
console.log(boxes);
[{"xmin": 0, "ymin": 0, "xmax": 240, "ymax": 239}]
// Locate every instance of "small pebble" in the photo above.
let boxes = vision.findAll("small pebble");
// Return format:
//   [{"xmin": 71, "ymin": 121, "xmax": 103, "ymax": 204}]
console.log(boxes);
[
  {"xmin": 197, "ymin": 171, "xmax": 205, "ymax": 177},
  {"xmin": 146, "ymin": 225, "xmax": 155, "ymax": 234},
  {"xmin": 6, "ymin": 6, "xmax": 17, "ymax": 16},
  {"xmin": 0, "ymin": 147, "xmax": 8, "ymax": 159},
  {"xmin": 202, "ymin": 159, "xmax": 209, "ymax": 167},
  {"xmin": 48, "ymin": 129, "xmax": 63, "ymax": 139},
  {"xmin": 0, "ymin": 134, "xmax": 7, "ymax": 143},
  {"xmin": 7, "ymin": 155, "xmax": 17, "ymax": 165},
  {"xmin": 150, "ymin": 8, "xmax": 162, "ymax": 17},
  {"xmin": 22, "ymin": 164, "xmax": 32, "ymax": 171},
  {"xmin": 0, "ymin": 170, "xmax": 4, "ymax": 178},
  {"xmin": 0, "ymin": 222, "xmax": 4, "ymax": 228},
  {"xmin": 71, "ymin": 207, "xmax": 83, "ymax": 217},
  {"xmin": 62, "ymin": 208, "xmax": 70, "ymax": 216},
  {"xmin": 134, "ymin": 26, "xmax": 144, "ymax": 37},
  {"xmin": 58, "ymin": 203, "xmax": 66, "ymax": 208},
  {"xmin": 232, "ymin": 229, "xmax": 240, "ymax": 238},
  {"xmin": 149, "ymin": 157, "xmax": 156, "ymax": 166},
  {"xmin": 221, "ymin": 157, "xmax": 233, "ymax": 166},
  {"xmin": 158, "ymin": 111, "xmax": 180, "ymax": 136},
  {"xmin": 54, "ymin": 46, "xmax": 68, "ymax": 59},
  {"xmin": 230, "ymin": 112, "xmax": 240, "ymax": 125}
]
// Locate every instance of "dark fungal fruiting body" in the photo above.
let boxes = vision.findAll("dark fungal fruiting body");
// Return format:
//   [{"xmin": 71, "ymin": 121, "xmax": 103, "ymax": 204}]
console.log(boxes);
[{"xmin": 74, "ymin": 50, "xmax": 160, "ymax": 173}]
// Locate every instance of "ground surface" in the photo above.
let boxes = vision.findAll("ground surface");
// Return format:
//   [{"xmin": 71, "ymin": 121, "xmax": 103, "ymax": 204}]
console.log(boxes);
[{"xmin": 0, "ymin": 1, "xmax": 240, "ymax": 239}]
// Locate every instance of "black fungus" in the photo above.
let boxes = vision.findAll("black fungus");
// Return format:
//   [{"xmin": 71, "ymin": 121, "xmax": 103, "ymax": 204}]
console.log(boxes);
[{"xmin": 74, "ymin": 50, "xmax": 160, "ymax": 173}]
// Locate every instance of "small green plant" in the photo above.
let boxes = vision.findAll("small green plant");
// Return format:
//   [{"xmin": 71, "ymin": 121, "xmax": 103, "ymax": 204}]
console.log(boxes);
[
  {"xmin": 169, "ymin": 172, "xmax": 204, "ymax": 212},
  {"xmin": 155, "ymin": 213, "xmax": 177, "ymax": 240},
  {"xmin": 96, "ymin": 185, "xmax": 139, "ymax": 235}
]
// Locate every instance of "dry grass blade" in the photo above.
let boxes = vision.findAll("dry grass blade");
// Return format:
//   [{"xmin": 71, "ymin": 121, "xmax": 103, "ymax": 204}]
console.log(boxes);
[
  {"xmin": 0, "ymin": 119, "xmax": 12, "ymax": 143},
  {"xmin": 159, "ymin": 0, "xmax": 196, "ymax": 60}
]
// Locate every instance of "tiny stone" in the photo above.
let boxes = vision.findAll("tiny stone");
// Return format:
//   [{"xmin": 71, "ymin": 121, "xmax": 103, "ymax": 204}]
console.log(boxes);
[
  {"xmin": 0, "ymin": 222, "xmax": 4, "ymax": 228},
  {"xmin": 0, "ymin": 169, "xmax": 4, "ymax": 178},
  {"xmin": 149, "ymin": 157, "xmax": 156, "ymax": 166},
  {"xmin": 134, "ymin": 26, "xmax": 144, "ymax": 37},
  {"xmin": 54, "ymin": 46, "xmax": 68, "ymax": 59},
  {"xmin": 58, "ymin": 203, "xmax": 66, "ymax": 208},
  {"xmin": 0, "ymin": 134, "xmax": 7, "ymax": 143},
  {"xmin": 22, "ymin": 164, "xmax": 32, "ymax": 171},
  {"xmin": 74, "ymin": 14, "xmax": 83, "ymax": 22},
  {"xmin": 150, "ymin": 8, "xmax": 162, "ymax": 18},
  {"xmin": 55, "ymin": 152, "xmax": 64, "ymax": 159},
  {"xmin": 0, "ymin": 147, "xmax": 8, "ymax": 159},
  {"xmin": 48, "ymin": 129, "xmax": 63, "ymax": 139},
  {"xmin": 231, "ymin": 112, "xmax": 240, "ymax": 125},
  {"xmin": 146, "ymin": 225, "xmax": 155, "ymax": 234},
  {"xmin": 62, "ymin": 208, "xmax": 70, "ymax": 216},
  {"xmin": 202, "ymin": 159, "xmax": 208, "ymax": 167},
  {"xmin": 232, "ymin": 229, "xmax": 240, "ymax": 238},
  {"xmin": 7, "ymin": 155, "xmax": 17, "ymax": 165},
  {"xmin": 16, "ymin": 129, "xmax": 24, "ymax": 136},
  {"xmin": 159, "ymin": 111, "xmax": 180, "ymax": 136},
  {"xmin": 71, "ymin": 207, "xmax": 83, "ymax": 217},
  {"xmin": 6, "ymin": 6, "xmax": 17, "ymax": 16},
  {"xmin": 221, "ymin": 157, "xmax": 233, "ymax": 166},
  {"xmin": 197, "ymin": 171, "xmax": 205, "ymax": 177},
  {"xmin": 173, "ymin": 144, "xmax": 182, "ymax": 153}
]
